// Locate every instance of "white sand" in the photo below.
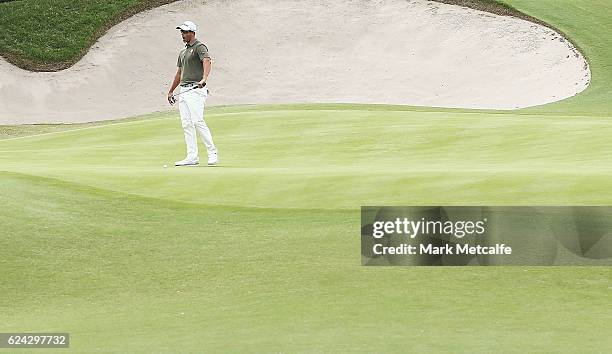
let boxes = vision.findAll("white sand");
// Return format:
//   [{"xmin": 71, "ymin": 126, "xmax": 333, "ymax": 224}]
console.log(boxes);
[{"xmin": 0, "ymin": 0, "xmax": 590, "ymax": 124}]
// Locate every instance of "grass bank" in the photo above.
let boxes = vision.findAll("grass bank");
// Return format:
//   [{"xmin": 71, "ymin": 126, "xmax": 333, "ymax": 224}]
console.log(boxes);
[{"xmin": 0, "ymin": 0, "xmax": 177, "ymax": 71}]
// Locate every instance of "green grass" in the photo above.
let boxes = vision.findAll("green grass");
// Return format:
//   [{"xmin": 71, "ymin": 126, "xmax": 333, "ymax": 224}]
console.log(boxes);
[
  {"xmin": 1, "ymin": 0, "xmax": 612, "ymax": 351},
  {"xmin": 0, "ymin": 0, "xmax": 176, "ymax": 71},
  {"xmin": 1, "ymin": 105, "xmax": 612, "ymax": 352},
  {"xmin": 4, "ymin": 106, "xmax": 612, "ymax": 208},
  {"xmin": 0, "ymin": 111, "xmax": 165, "ymax": 140}
]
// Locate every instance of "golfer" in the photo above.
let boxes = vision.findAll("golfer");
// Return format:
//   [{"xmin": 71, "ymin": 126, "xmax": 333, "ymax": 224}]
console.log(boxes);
[{"xmin": 167, "ymin": 20, "xmax": 218, "ymax": 166}]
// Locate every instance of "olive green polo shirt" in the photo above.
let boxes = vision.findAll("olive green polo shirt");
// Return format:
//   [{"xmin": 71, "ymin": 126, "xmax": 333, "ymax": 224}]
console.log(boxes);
[{"xmin": 177, "ymin": 40, "xmax": 210, "ymax": 84}]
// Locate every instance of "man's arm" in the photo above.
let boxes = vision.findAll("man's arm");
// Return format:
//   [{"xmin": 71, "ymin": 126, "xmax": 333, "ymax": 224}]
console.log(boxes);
[
  {"xmin": 167, "ymin": 68, "xmax": 181, "ymax": 104},
  {"xmin": 198, "ymin": 58, "xmax": 212, "ymax": 87}
]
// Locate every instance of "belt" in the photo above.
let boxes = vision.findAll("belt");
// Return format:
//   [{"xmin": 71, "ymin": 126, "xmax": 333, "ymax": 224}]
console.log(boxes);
[{"xmin": 180, "ymin": 82, "xmax": 198, "ymax": 87}]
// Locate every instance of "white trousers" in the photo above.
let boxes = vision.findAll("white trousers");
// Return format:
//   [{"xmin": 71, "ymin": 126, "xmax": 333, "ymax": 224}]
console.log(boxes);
[{"xmin": 178, "ymin": 85, "xmax": 216, "ymax": 160}]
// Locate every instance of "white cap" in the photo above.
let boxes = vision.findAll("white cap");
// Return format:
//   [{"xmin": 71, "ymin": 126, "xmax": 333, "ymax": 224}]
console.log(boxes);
[{"xmin": 176, "ymin": 20, "xmax": 197, "ymax": 32}]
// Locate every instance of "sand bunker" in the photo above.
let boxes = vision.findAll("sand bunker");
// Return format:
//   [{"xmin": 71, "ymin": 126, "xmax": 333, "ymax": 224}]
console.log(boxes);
[{"xmin": 0, "ymin": 0, "xmax": 591, "ymax": 124}]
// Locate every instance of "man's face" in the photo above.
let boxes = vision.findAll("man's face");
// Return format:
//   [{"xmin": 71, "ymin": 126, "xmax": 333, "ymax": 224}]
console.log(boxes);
[{"xmin": 181, "ymin": 30, "xmax": 195, "ymax": 43}]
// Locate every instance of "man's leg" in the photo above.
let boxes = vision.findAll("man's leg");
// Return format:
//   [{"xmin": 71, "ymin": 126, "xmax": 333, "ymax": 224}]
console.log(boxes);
[
  {"xmin": 189, "ymin": 88, "xmax": 218, "ymax": 163},
  {"xmin": 191, "ymin": 89, "xmax": 216, "ymax": 152},
  {"xmin": 178, "ymin": 91, "xmax": 199, "ymax": 162}
]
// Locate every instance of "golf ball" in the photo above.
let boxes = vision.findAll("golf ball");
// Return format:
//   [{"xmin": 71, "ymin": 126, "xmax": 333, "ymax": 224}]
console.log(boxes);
[{"xmin": 163, "ymin": 164, "xmax": 168, "ymax": 168}]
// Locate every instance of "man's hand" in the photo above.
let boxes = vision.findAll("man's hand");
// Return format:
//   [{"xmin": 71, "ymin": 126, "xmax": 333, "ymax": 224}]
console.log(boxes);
[
  {"xmin": 197, "ymin": 80, "xmax": 206, "ymax": 88},
  {"xmin": 167, "ymin": 92, "xmax": 176, "ymax": 105}
]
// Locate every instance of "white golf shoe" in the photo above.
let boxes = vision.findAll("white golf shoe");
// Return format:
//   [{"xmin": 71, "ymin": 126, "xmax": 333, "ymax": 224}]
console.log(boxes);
[
  {"xmin": 174, "ymin": 157, "xmax": 199, "ymax": 166},
  {"xmin": 207, "ymin": 151, "xmax": 218, "ymax": 165}
]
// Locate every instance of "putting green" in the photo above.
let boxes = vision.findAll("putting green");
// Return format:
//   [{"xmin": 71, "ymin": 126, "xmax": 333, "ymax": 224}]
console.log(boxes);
[{"xmin": 3, "ymin": 105, "xmax": 612, "ymax": 209}]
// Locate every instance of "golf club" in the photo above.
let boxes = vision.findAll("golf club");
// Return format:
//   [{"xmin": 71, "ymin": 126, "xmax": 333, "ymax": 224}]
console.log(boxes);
[{"xmin": 169, "ymin": 83, "xmax": 208, "ymax": 104}]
